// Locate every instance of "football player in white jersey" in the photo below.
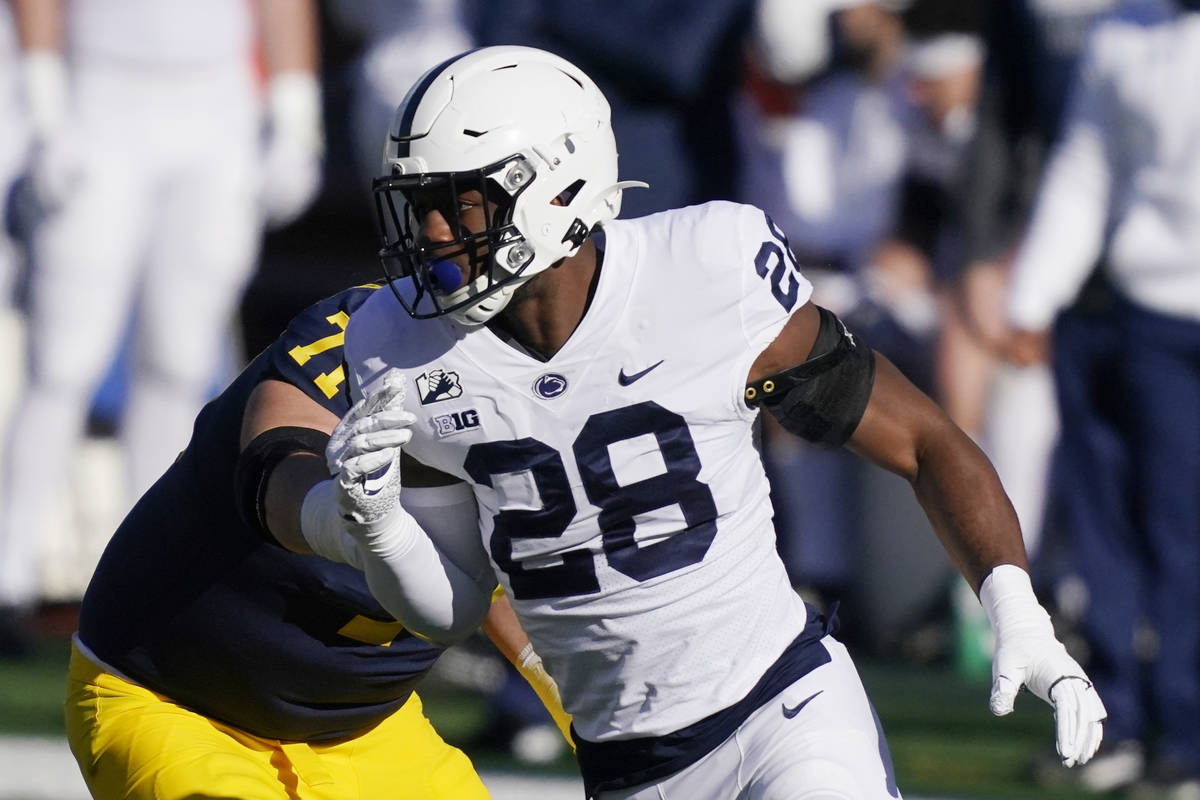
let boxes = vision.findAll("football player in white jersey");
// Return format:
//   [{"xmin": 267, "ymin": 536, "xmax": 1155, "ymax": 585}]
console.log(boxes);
[
  {"xmin": 267, "ymin": 47, "xmax": 1106, "ymax": 799},
  {"xmin": 0, "ymin": 0, "xmax": 323, "ymax": 645},
  {"xmin": 0, "ymin": 0, "xmax": 27, "ymax": 302}
]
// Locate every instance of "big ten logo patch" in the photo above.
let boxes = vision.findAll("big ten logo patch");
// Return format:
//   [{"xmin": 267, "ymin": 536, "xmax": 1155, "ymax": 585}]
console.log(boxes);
[{"xmin": 431, "ymin": 409, "xmax": 481, "ymax": 438}]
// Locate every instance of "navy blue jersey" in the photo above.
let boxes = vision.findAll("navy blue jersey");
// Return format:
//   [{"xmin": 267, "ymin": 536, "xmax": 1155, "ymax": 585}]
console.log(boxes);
[{"xmin": 78, "ymin": 285, "xmax": 444, "ymax": 742}]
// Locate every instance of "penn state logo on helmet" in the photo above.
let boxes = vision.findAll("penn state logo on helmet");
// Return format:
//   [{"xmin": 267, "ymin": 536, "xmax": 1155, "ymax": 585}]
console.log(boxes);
[{"xmin": 372, "ymin": 45, "xmax": 647, "ymax": 326}]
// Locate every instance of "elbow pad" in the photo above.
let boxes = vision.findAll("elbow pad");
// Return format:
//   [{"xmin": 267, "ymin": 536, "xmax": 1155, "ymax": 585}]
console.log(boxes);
[{"xmin": 745, "ymin": 306, "xmax": 875, "ymax": 448}]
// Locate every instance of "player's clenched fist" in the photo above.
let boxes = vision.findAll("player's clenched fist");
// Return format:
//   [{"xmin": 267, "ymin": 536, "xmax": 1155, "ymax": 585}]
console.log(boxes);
[
  {"xmin": 982, "ymin": 565, "xmax": 1107, "ymax": 768},
  {"xmin": 299, "ymin": 369, "xmax": 421, "ymax": 569},
  {"xmin": 327, "ymin": 370, "xmax": 417, "ymax": 528},
  {"xmin": 324, "ymin": 370, "xmax": 427, "ymax": 564}
]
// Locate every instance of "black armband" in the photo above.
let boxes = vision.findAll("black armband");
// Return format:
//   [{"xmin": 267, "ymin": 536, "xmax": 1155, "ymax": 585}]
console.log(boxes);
[
  {"xmin": 745, "ymin": 306, "xmax": 875, "ymax": 448},
  {"xmin": 233, "ymin": 426, "xmax": 331, "ymax": 543}
]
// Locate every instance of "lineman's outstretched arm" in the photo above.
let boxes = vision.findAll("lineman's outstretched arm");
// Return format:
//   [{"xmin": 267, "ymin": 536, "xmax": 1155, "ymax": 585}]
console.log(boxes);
[
  {"xmin": 748, "ymin": 302, "xmax": 1105, "ymax": 767},
  {"xmin": 240, "ymin": 377, "xmax": 495, "ymax": 644},
  {"xmin": 481, "ymin": 591, "xmax": 574, "ymax": 748}
]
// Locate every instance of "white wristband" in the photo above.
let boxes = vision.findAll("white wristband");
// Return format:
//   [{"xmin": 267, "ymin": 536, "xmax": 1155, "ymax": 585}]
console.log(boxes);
[
  {"xmin": 299, "ymin": 479, "xmax": 363, "ymax": 569},
  {"xmin": 518, "ymin": 642, "xmax": 537, "ymax": 669},
  {"xmin": 267, "ymin": 71, "xmax": 323, "ymax": 153},
  {"xmin": 979, "ymin": 564, "xmax": 1053, "ymax": 635},
  {"xmin": 21, "ymin": 50, "xmax": 69, "ymax": 140}
]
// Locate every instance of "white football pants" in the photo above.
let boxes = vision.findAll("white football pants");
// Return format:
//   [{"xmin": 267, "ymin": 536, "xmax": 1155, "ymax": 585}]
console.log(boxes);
[
  {"xmin": 982, "ymin": 363, "xmax": 1059, "ymax": 556},
  {"xmin": 0, "ymin": 58, "xmax": 262, "ymax": 607},
  {"xmin": 598, "ymin": 637, "xmax": 901, "ymax": 800}
]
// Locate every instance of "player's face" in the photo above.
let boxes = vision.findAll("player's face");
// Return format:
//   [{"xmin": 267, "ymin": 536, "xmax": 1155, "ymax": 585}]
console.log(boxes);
[{"xmin": 411, "ymin": 187, "xmax": 498, "ymax": 290}]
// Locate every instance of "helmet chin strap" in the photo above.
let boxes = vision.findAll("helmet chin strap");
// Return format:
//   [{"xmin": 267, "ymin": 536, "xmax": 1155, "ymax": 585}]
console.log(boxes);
[{"xmin": 447, "ymin": 279, "xmax": 522, "ymax": 326}]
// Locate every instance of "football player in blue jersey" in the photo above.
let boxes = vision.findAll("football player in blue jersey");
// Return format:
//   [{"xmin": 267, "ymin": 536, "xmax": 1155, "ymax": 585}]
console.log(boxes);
[
  {"xmin": 265, "ymin": 47, "xmax": 1106, "ymax": 799},
  {"xmin": 65, "ymin": 284, "xmax": 570, "ymax": 800}
]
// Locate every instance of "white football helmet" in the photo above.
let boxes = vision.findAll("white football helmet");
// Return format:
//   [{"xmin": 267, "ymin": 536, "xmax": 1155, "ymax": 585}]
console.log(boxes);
[{"xmin": 373, "ymin": 45, "xmax": 646, "ymax": 325}]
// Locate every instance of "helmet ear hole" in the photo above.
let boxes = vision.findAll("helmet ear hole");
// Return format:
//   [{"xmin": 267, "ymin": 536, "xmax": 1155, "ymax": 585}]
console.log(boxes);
[{"xmin": 555, "ymin": 179, "xmax": 586, "ymax": 207}]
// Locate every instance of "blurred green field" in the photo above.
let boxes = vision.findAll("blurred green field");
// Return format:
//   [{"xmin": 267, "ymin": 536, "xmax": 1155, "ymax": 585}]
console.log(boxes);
[{"xmin": 0, "ymin": 634, "xmax": 1106, "ymax": 800}]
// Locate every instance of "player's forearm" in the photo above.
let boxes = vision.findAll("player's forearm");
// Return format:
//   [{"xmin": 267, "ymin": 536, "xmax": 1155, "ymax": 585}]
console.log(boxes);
[
  {"xmin": 848, "ymin": 356, "xmax": 1029, "ymax": 592},
  {"xmin": 481, "ymin": 591, "xmax": 528, "ymax": 666},
  {"xmin": 263, "ymin": 452, "xmax": 330, "ymax": 554},
  {"xmin": 300, "ymin": 479, "xmax": 494, "ymax": 644},
  {"xmin": 481, "ymin": 594, "xmax": 574, "ymax": 747},
  {"xmin": 13, "ymin": 0, "xmax": 62, "ymax": 52},
  {"xmin": 357, "ymin": 530, "xmax": 493, "ymax": 644},
  {"xmin": 910, "ymin": 421, "xmax": 1029, "ymax": 594},
  {"xmin": 257, "ymin": 0, "xmax": 319, "ymax": 76}
]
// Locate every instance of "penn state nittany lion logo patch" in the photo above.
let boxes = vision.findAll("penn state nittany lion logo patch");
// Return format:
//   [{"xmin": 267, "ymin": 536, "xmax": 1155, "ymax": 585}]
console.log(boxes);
[{"xmin": 532, "ymin": 372, "xmax": 568, "ymax": 399}]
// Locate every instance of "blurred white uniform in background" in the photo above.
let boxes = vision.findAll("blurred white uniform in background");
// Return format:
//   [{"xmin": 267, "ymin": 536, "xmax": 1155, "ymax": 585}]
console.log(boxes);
[
  {"xmin": 1005, "ymin": 3, "xmax": 1200, "ymax": 790},
  {"xmin": 0, "ymin": 0, "xmax": 321, "ymax": 617},
  {"xmin": 0, "ymin": 6, "xmax": 30, "ymax": 541},
  {"xmin": 0, "ymin": 2, "xmax": 27, "ymax": 300}
]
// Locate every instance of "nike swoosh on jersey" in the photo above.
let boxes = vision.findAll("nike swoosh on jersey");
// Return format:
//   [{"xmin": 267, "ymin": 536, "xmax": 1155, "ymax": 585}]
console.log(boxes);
[
  {"xmin": 618, "ymin": 360, "xmax": 665, "ymax": 386},
  {"xmin": 781, "ymin": 690, "xmax": 824, "ymax": 719}
]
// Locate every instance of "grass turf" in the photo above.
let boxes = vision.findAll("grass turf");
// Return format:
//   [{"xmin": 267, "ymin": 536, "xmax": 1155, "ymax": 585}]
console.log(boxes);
[{"xmin": 0, "ymin": 635, "xmax": 1107, "ymax": 799}]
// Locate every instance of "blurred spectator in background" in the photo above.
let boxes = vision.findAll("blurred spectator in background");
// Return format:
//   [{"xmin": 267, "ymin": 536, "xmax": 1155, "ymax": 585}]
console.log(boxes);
[
  {"xmin": 1004, "ymin": 0, "xmax": 1200, "ymax": 794},
  {"xmin": 946, "ymin": 0, "xmax": 1120, "ymax": 555},
  {"xmin": 738, "ymin": 0, "xmax": 911, "ymax": 292},
  {"xmin": 0, "ymin": 0, "xmax": 30, "ymax": 472},
  {"xmin": 0, "ymin": 0, "xmax": 323, "ymax": 656},
  {"xmin": 734, "ymin": 0, "xmax": 920, "ymax": 615},
  {"xmin": 0, "ymin": 0, "xmax": 27, "ymax": 308},
  {"xmin": 939, "ymin": 0, "xmax": 1118, "ymax": 685},
  {"xmin": 868, "ymin": 6, "xmax": 989, "ymax": 664}
]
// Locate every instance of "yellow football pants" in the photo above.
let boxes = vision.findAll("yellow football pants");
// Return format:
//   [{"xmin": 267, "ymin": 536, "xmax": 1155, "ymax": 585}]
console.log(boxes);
[{"xmin": 65, "ymin": 643, "xmax": 490, "ymax": 800}]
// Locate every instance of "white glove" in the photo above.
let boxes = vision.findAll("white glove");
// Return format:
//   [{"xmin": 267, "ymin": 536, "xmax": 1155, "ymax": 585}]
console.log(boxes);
[
  {"xmin": 327, "ymin": 370, "xmax": 416, "ymax": 532},
  {"xmin": 300, "ymin": 369, "xmax": 416, "ymax": 566},
  {"xmin": 982, "ymin": 565, "xmax": 1107, "ymax": 767},
  {"xmin": 260, "ymin": 71, "xmax": 324, "ymax": 229},
  {"xmin": 20, "ymin": 50, "xmax": 78, "ymax": 210}
]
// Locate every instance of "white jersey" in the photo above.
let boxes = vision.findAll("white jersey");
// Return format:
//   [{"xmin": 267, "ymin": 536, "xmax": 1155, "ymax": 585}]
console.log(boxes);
[
  {"xmin": 345, "ymin": 201, "xmax": 814, "ymax": 741},
  {"xmin": 1009, "ymin": 2, "xmax": 1200, "ymax": 328},
  {"xmin": 67, "ymin": 0, "xmax": 253, "ymax": 66}
]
